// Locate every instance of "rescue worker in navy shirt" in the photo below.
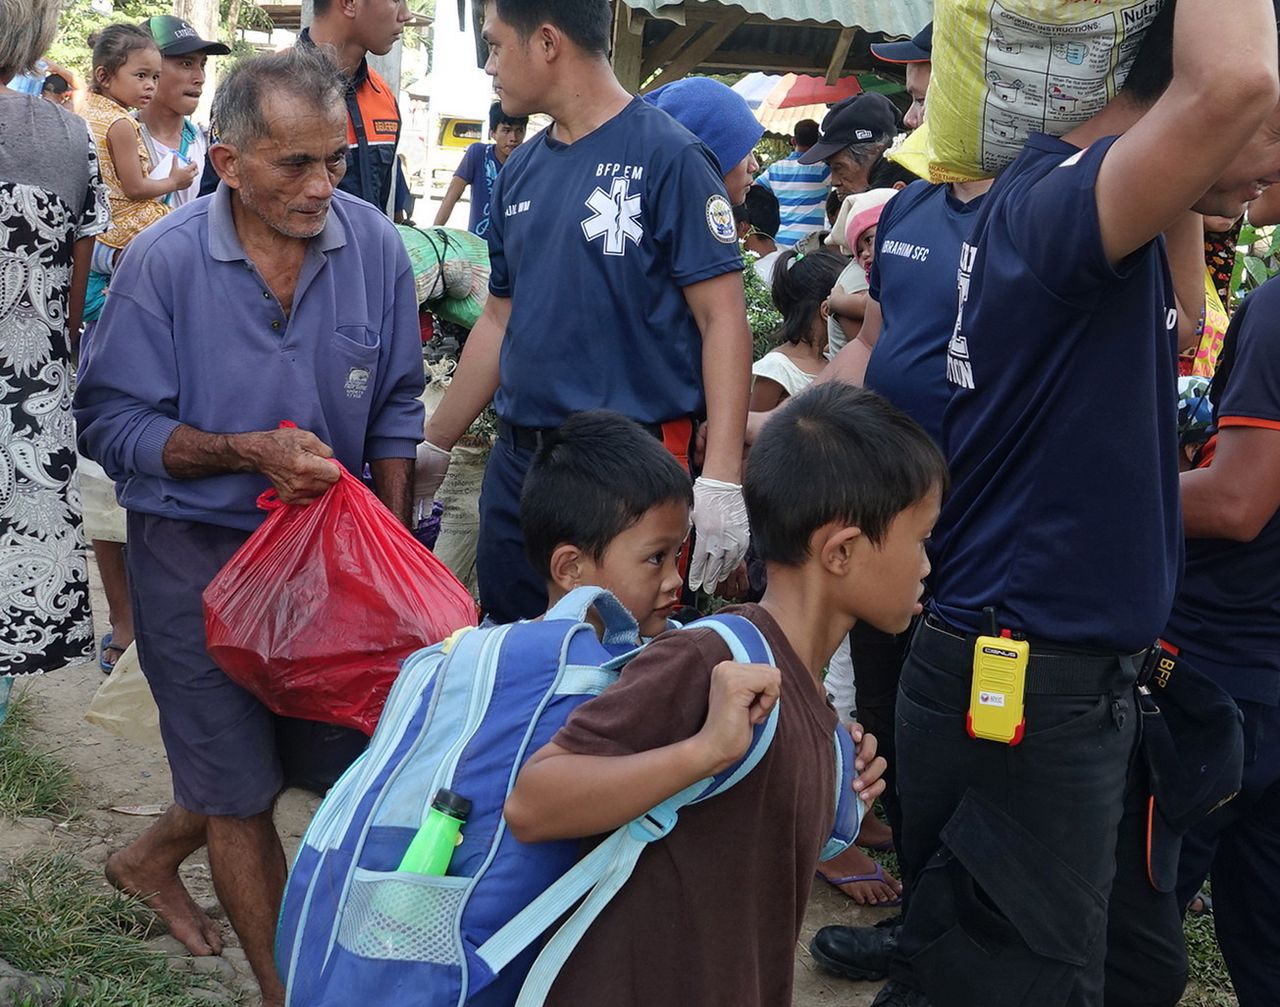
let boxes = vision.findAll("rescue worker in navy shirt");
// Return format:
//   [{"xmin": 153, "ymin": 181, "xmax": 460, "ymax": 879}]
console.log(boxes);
[
  {"xmin": 1163, "ymin": 275, "xmax": 1280, "ymax": 1006},
  {"xmin": 415, "ymin": 0, "xmax": 753, "ymax": 623},
  {"xmin": 879, "ymin": 1, "xmax": 1280, "ymax": 1005}
]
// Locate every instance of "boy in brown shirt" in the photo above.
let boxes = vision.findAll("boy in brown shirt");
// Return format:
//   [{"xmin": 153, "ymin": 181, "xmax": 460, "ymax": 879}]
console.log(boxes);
[{"xmin": 506, "ymin": 385, "xmax": 947, "ymax": 1005}]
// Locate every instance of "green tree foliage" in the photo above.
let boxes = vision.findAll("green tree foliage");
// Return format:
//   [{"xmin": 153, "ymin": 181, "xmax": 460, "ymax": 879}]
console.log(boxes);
[
  {"xmin": 1232, "ymin": 222, "xmax": 1280, "ymax": 306},
  {"xmin": 48, "ymin": 0, "xmax": 172, "ymax": 78}
]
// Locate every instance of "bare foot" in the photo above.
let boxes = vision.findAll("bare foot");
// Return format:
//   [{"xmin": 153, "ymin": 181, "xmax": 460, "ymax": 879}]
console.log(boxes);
[
  {"xmin": 106, "ymin": 849, "xmax": 224, "ymax": 955},
  {"xmin": 855, "ymin": 812, "xmax": 894, "ymax": 851},
  {"xmin": 109, "ymin": 623, "xmax": 135, "ymax": 652},
  {"xmin": 816, "ymin": 846, "xmax": 902, "ymax": 906}
]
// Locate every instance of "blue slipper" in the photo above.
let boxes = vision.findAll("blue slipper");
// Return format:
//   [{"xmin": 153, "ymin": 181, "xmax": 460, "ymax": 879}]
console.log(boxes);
[
  {"xmin": 817, "ymin": 862, "xmax": 904, "ymax": 906},
  {"xmin": 99, "ymin": 633, "xmax": 121, "ymax": 674}
]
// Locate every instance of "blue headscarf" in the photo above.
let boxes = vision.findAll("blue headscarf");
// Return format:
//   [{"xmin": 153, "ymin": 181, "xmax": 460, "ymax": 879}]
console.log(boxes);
[{"xmin": 644, "ymin": 78, "xmax": 764, "ymax": 176}]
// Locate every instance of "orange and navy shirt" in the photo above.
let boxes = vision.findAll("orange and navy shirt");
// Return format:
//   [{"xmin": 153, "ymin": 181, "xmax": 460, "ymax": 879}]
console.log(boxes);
[
  {"xmin": 1165, "ymin": 274, "xmax": 1280, "ymax": 703},
  {"xmin": 300, "ymin": 29, "xmax": 400, "ymax": 212}
]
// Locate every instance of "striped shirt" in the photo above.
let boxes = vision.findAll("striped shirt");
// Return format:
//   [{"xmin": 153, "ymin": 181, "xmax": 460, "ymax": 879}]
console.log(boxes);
[{"xmin": 755, "ymin": 152, "xmax": 831, "ymax": 247}]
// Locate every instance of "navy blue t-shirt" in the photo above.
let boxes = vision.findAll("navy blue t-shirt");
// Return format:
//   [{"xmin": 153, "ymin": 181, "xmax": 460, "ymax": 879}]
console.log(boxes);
[
  {"xmin": 1165, "ymin": 277, "xmax": 1280, "ymax": 703},
  {"xmin": 456, "ymin": 142, "xmax": 499, "ymax": 237},
  {"xmin": 487, "ymin": 98, "xmax": 743, "ymax": 427},
  {"xmin": 931, "ymin": 134, "xmax": 1182, "ymax": 652},
  {"xmin": 866, "ymin": 181, "xmax": 986, "ymax": 446}
]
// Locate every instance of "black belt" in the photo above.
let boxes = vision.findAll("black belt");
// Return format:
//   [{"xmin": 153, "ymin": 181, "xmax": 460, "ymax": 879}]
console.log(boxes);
[
  {"xmin": 498, "ymin": 418, "xmax": 666, "ymax": 452},
  {"xmin": 916, "ymin": 615, "xmax": 1146, "ymax": 696}
]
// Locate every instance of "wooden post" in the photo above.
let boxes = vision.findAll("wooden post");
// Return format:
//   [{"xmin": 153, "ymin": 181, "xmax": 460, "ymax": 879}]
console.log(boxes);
[
  {"xmin": 611, "ymin": 2, "xmax": 645, "ymax": 93},
  {"xmin": 641, "ymin": 9, "xmax": 747, "ymax": 93},
  {"xmin": 825, "ymin": 27, "xmax": 856, "ymax": 86}
]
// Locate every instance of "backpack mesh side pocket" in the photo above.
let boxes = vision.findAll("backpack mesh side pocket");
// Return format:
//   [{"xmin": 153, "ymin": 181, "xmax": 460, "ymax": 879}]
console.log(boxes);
[{"xmin": 338, "ymin": 870, "xmax": 469, "ymax": 965}]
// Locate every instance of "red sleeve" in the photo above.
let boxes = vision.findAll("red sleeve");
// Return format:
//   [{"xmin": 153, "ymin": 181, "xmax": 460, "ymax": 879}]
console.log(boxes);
[{"xmin": 553, "ymin": 629, "xmax": 731, "ymax": 758}]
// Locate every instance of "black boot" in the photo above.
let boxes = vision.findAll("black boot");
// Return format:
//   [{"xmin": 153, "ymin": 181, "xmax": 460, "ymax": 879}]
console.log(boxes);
[
  {"xmin": 809, "ymin": 922, "xmax": 900, "ymax": 981},
  {"xmin": 870, "ymin": 979, "xmax": 933, "ymax": 1006}
]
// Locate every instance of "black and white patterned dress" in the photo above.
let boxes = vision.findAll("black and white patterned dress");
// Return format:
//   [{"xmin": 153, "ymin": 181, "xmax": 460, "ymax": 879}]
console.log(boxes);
[{"xmin": 0, "ymin": 92, "xmax": 110, "ymax": 675}]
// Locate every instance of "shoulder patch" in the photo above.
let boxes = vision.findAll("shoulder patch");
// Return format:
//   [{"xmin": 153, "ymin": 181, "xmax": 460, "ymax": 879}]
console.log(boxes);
[{"xmin": 706, "ymin": 194, "xmax": 737, "ymax": 244}]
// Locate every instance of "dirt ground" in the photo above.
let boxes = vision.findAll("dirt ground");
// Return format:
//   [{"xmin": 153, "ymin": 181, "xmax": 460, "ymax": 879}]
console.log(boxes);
[{"xmin": 1, "ymin": 557, "xmax": 892, "ymax": 1006}]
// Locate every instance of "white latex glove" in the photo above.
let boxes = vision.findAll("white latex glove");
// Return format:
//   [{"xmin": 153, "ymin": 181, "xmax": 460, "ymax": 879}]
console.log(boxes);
[
  {"xmin": 689, "ymin": 477, "xmax": 750, "ymax": 593},
  {"xmin": 413, "ymin": 440, "xmax": 452, "ymax": 521}
]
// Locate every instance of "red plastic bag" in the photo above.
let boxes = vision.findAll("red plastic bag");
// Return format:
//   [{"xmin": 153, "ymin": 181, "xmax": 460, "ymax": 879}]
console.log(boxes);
[{"xmin": 203, "ymin": 464, "xmax": 478, "ymax": 735}]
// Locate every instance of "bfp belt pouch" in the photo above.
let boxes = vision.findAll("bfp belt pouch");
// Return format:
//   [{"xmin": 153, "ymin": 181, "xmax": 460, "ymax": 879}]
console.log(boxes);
[{"xmin": 967, "ymin": 629, "xmax": 1029, "ymax": 745}]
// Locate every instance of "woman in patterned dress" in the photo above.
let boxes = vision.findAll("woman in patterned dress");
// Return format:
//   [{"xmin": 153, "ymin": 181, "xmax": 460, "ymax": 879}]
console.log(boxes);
[{"xmin": 0, "ymin": 0, "xmax": 111, "ymax": 685}]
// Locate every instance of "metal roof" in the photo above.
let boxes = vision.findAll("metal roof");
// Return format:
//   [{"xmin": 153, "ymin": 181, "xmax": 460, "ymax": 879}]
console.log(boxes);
[{"xmin": 619, "ymin": 0, "xmax": 932, "ymax": 38}]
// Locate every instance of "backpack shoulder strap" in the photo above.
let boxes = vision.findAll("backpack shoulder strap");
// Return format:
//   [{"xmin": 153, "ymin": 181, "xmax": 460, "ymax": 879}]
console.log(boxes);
[
  {"xmin": 544, "ymin": 586, "xmax": 640, "ymax": 647},
  {"xmin": 478, "ymin": 612, "xmax": 782, "ymax": 1004},
  {"xmin": 820, "ymin": 724, "xmax": 864, "ymax": 861}
]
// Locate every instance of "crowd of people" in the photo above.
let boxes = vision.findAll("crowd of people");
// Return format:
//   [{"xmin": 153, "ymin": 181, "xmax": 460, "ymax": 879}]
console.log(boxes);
[{"xmin": 3, "ymin": 0, "xmax": 1280, "ymax": 1004}]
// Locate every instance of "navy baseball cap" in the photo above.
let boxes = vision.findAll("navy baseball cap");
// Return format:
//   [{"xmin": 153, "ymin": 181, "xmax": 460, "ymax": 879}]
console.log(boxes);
[
  {"xmin": 797, "ymin": 93, "xmax": 899, "ymax": 165},
  {"xmin": 870, "ymin": 23, "xmax": 933, "ymax": 64},
  {"xmin": 143, "ymin": 15, "xmax": 231, "ymax": 57}
]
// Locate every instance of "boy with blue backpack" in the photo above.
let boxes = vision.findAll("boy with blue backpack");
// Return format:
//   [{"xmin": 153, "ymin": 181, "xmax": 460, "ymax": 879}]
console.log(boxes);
[
  {"xmin": 505, "ymin": 384, "xmax": 947, "ymax": 1005},
  {"xmin": 277, "ymin": 399, "xmax": 929, "ymax": 1006}
]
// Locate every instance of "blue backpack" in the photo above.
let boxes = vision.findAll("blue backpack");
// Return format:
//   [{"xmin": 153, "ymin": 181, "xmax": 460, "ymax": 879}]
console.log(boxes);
[{"xmin": 276, "ymin": 587, "xmax": 862, "ymax": 1007}]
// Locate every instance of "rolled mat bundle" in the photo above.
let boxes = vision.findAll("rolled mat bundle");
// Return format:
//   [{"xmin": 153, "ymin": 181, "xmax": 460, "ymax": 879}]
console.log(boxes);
[{"xmin": 397, "ymin": 224, "xmax": 491, "ymax": 330}]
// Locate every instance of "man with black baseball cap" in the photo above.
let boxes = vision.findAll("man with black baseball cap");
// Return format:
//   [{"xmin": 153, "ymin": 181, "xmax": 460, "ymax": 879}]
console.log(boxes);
[
  {"xmin": 139, "ymin": 16, "xmax": 228, "ymax": 207},
  {"xmin": 798, "ymin": 92, "xmax": 898, "ymax": 198},
  {"xmin": 871, "ymin": 23, "xmax": 931, "ymax": 132}
]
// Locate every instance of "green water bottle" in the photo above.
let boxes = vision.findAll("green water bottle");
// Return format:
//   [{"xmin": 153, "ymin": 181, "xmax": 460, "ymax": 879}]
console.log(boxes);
[{"xmin": 398, "ymin": 788, "xmax": 472, "ymax": 875}]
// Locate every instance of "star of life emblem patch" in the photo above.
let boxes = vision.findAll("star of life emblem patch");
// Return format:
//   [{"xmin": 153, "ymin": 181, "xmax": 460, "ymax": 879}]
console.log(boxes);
[
  {"xmin": 706, "ymin": 194, "xmax": 737, "ymax": 244},
  {"xmin": 581, "ymin": 177, "xmax": 644, "ymax": 256}
]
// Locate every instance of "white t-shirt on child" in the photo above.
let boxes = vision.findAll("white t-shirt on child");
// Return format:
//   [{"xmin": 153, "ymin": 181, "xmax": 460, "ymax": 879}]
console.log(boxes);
[{"xmin": 751, "ymin": 350, "xmax": 817, "ymax": 399}]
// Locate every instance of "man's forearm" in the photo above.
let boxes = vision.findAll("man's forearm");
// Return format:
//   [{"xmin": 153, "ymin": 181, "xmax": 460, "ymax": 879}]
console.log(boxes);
[
  {"xmin": 371, "ymin": 457, "xmax": 413, "ymax": 528},
  {"xmin": 700, "ymin": 318, "xmax": 751, "ymax": 483},
  {"xmin": 424, "ymin": 299, "xmax": 508, "ymax": 450},
  {"xmin": 815, "ymin": 336, "xmax": 873, "ymax": 388},
  {"xmin": 161, "ymin": 424, "xmax": 262, "ymax": 479}
]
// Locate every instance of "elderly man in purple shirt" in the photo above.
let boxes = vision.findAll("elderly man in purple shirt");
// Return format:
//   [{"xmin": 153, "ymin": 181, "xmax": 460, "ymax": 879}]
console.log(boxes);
[{"xmin": 74, "ymin": 47, "xmax": 423, "ymax": 1007}]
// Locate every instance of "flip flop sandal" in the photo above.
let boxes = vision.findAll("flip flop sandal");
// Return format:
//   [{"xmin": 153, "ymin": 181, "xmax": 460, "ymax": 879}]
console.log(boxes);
[
  {"xmin": 99, "ymin": 633, "xmax": 123, "ymax": 675},
  {"xmin": 816, "ymin": 862, "xmax": 904, "ymax": 906}
]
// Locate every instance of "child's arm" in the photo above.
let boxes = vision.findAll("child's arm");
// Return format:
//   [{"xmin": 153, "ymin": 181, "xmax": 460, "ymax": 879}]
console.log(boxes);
[
  {"xmin": 817, "ymin": 297, "xmax": 882, "ymax": 389},
  {"xmin": 749, "ymin": 376, "xmax": 785, "ymax": 412},
  {"xmin": 828, "ymin": 287, "xmax": 867, "ymax": 331},
  {"xmin": 504, "ymin": 661, "xmax": 780, "ymax": 843},
  {"xmin": 107, "ymin": 119, "xmax": 197, "ymax": 200}
]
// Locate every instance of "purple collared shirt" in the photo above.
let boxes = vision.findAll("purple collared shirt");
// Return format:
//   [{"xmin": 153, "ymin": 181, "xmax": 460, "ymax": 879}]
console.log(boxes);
[{"xmin": 75, "ymin": 185, "xmax": 425, "ymax": 532}]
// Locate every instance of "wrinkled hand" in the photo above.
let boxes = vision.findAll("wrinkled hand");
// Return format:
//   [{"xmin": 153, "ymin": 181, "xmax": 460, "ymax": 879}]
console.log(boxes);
[
  {"xmin": 689, "ymin": 477, "xmax": 750, "ymax": 593},
  {"xmin": 413, "ymin": 440, "xmax": 452, "ymax": 514},
  {"xmin": 847, "ymin": 721, "xmax": 887, "ymax": 805},
  {"xmin": 246, "ymin": 427, "xmax": 338, "ymax": 505},
  {"xmin": 696, "ymin": 661, "xmax": 781, "ymax": 775}
]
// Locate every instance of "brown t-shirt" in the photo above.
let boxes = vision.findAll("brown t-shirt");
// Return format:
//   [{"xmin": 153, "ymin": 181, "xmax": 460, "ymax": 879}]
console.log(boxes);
[{"xmin": 547, "ymin": 604, "xmax": 838, "ymax": 1007}]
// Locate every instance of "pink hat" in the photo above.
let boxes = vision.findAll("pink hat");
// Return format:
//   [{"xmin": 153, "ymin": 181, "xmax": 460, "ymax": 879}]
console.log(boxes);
[{"xmin": 845, "ymin": 188, "xmax": 897, "ymax": 253}]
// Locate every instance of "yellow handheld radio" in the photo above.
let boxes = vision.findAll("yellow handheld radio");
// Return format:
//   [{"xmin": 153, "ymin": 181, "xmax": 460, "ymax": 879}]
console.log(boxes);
[{"xmin": 966, "ymin": 607, "xmax": 1029, "ymax": 745}]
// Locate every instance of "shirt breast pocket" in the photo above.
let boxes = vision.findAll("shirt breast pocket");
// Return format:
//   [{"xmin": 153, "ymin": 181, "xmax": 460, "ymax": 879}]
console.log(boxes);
[{"xmin": 330, "ymin": 326, "xmax": 381, "ymax": 409}]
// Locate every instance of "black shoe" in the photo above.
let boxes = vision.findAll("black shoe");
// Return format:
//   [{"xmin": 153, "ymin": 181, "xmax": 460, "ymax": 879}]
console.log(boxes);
[
  {"xmin": 870, "ymin": 979, "xmax": 932, "ymax": 1006},
  {"xmin": 809, "ymin": 923, "xmax": 899, "ymax": 981}
]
